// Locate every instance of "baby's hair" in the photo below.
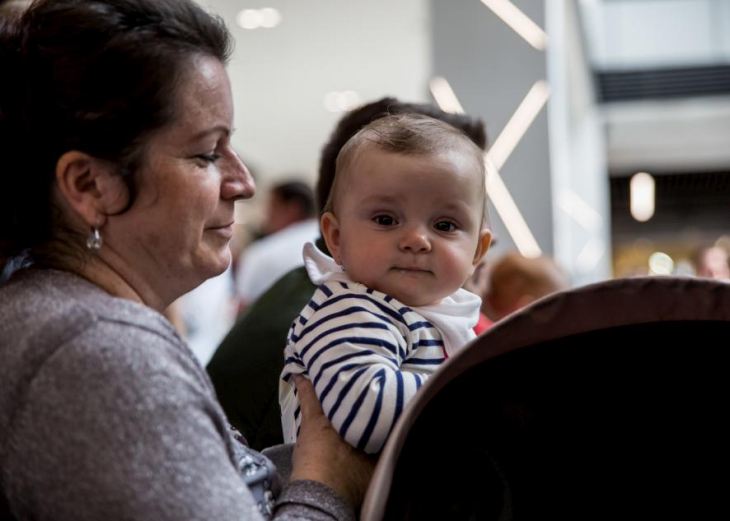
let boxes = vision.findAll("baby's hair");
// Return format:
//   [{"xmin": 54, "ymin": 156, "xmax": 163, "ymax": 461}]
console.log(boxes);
[
  {"xmin": 316, "ymin": 98, "xmax": 487, "ymax": 216},
  {"xmin": 324, "ymin": 113, "xmax": 487, "ymax": 223}
]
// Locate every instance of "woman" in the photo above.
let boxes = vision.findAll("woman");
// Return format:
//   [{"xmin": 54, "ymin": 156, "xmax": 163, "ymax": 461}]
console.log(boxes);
[{"xmin": 0, "ymin": 0, "xmax": 371, "ymax": 519}]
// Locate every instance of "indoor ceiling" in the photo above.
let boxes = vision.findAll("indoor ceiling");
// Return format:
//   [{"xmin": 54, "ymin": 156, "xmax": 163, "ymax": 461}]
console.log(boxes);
[{"xmin": 578, "ymin": 0, "xmax": 730, "ymax": 173}]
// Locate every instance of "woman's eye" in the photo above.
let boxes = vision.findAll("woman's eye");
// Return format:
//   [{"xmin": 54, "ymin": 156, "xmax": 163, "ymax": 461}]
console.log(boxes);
[
  {"xmin": 374, "ymin": 215, "xmax": 397, "ymax": 226},
  {"xmin": 434, "ymin": 221, "xmax": 457, "ymax": 232},
  {"xmin": 196, "ymin": 153, "xmax": 221, "ymax": 164}
]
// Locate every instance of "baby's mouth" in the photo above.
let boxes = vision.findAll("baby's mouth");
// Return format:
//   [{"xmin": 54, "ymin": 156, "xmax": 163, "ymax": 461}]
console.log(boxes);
[{"xmin": 392, "ymin": 266, "xmax": 432, "ymax": 274}]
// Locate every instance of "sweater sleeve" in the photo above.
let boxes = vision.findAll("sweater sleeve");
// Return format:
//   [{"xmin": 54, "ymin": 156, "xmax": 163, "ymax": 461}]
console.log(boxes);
[
  {"xmin": 274, "ymin": 481, "xmax": 355, "ymax": 521},
  {"xmin": 4, "ymin": 318, "xmax": 353, "ymax": 521},
  {"xmin": 284, "ymin": 291, "xmax": 441, "ymax": 454},
  {"xmin": 4, "ymin": 318, "xmax": 265, "ymax": 521}
]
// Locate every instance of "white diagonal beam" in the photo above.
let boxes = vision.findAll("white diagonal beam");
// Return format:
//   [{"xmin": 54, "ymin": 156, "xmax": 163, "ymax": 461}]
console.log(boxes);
[
  {"xmin": 429, "ymin": 77, "xmax": 545, "ymax": 258},
  {"xmin": 479, "ymin": 0, "xmax": 548, "ymax": 51},
  {"xmin": 489, "ymin": 80, "xmax": 550, "ymax": 170}
]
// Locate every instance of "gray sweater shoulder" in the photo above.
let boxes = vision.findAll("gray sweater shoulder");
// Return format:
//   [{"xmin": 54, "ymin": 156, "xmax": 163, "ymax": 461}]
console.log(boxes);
[
  {"xmin": 0, "ymin": 270, "xmax": 353, "ymax": 521},
  {"xmin": 0, "ymin": 270, "xmax": 257, "ymax": 520}
]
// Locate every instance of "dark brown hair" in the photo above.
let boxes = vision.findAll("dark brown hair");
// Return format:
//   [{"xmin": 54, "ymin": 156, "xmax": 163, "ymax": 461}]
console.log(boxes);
[
  {"xmin": 0, "ymin": 0, "xmax": 231, "ymax": 266},
  {"xmin": 324, "ymin": 113, "xmax": 487, "ymax": 216},
  {"xmin": 316, "ymin": 97, "xmax": 487, "ymax": 215}
]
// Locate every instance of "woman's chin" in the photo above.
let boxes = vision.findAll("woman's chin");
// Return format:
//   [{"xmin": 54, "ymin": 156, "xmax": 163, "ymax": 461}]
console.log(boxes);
[
  {"xmin": 210, "ymin": 250, "xmax": 232, "ymax": 276},
  {"xmin": 195, "ymin": 250, "xmax": 232, "ymax": 282}
]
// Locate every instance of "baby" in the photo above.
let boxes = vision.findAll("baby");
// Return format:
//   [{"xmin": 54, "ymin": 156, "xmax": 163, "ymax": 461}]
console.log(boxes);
[{"xmin": 280, "ymin": 113, "xmax": 491, "ymax": 454}]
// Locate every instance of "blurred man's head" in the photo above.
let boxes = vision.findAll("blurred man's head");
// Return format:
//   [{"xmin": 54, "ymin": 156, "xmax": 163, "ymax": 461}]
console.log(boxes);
[{"xmin": 263, "ymin": 180, "xmax": 316, "ymax": 236}]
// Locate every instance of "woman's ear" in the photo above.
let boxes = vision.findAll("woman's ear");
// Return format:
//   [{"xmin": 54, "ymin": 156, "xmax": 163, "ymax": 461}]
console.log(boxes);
[
  {"xmin": 472, "ymin": 229, "xmax": 492, "ymax": 267},
  {"xmin": 320, "ymin": 212, "xmax": 343, "ymax": 264},
  {"xmin": 55, "ymin": 151, "xmax": 130, "ymax": 226}
]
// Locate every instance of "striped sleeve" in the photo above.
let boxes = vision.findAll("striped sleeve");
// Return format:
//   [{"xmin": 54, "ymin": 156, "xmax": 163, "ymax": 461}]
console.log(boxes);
[{"xmin": 286, "ymin": 289, "xmax": 435, "ymax": 454}]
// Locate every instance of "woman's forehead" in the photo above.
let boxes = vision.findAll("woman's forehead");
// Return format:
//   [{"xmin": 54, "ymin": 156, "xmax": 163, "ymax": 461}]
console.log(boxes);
[{"xmin": 163, "ymin": 56, "xmax": 233, "ymax": 141}]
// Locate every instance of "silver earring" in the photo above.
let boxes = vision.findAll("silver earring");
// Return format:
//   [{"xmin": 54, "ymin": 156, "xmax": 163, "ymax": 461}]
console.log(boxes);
[{"xmin": 86, "ymin": 226, "xmax": 103, "ymax": 251}]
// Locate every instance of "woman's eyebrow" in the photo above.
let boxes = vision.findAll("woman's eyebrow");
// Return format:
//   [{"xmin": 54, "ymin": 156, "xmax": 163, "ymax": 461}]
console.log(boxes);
[{"xmin": 188, "ymin": 125, "xmax": 231, "ymax": 142}]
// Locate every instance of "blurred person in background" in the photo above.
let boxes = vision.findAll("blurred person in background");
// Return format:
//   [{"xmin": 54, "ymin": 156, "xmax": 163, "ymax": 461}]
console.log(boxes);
[
  {"xmin": 236, "ymin": 180, "xmax": 318, "ymax": 310},
  {"xmin": 208, "ymin": 97, "xmax": 488, "ymax": 451},
  {"xmin": 482, "ymin": 252, "xmax": 570, "ymax": 323},
  {"xmin": 692, "ymin": 245, "xmax": 730, "ymax": 281},
  {"xmin": 171, "ymin": 265, "xmax": 238, "ymax": 365}
]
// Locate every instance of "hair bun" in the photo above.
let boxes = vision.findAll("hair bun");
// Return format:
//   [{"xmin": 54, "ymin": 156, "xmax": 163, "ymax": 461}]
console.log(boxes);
[{"xmin": 0, "ymin": 13, "xmax": 28, "ymax": 259}]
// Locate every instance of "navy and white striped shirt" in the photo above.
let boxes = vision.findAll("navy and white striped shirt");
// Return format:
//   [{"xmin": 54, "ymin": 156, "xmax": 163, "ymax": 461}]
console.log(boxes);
[{"xmin": 280, "ymin": 281, "xmax": 449, "ymax": 454}]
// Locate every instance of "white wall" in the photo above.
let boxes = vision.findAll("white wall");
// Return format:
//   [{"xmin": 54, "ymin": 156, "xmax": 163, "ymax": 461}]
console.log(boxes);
[
  {"xmin": 548, "ymin": 0, "xmax": 611, "ymax": 284},
  {"xmin": 584, "ymin": 0, "xmax": 730, "ymax": 69},
  {"xmin": 196, "ymin": 0, "xmax": 432, "ymax": 191}
]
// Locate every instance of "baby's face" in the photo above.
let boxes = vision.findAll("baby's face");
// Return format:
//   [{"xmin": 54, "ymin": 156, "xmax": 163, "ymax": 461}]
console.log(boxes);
[{"xmin": 322, "ymin": 148, "xmax": 490, "ymax": 306}]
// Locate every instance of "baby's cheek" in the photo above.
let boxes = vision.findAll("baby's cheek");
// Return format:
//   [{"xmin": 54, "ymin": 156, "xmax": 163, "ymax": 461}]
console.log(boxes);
[
  {"xmin": 445, "ymin": 247, "xmax": 476, "ymax": 281},
  {"xmin": 444, "ymin": 244, "xmax": 470, "ymax": 267}
]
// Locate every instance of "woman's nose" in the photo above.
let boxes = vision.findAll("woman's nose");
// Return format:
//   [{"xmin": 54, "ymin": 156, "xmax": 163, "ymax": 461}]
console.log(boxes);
[
  {"xmin": 222, "ymin": 148, "xmax": 256, "ymax": 201},
  {"xmin": 399, "ymin": 226, "xmax": 431, "ymax": 253}
]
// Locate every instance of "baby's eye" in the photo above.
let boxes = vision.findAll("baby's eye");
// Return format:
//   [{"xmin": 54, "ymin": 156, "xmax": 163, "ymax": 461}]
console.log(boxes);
[
  {"xmin": 374, "ymin": 215, "xmax": 397, "ymax": 226},
  {"xmin": 434, "ymin": 221, "xmax": 457, "ymax": 232}
]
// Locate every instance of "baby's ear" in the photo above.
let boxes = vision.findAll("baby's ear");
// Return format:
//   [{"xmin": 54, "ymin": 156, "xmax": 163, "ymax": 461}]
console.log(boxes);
[
  {"xmin": 320, "ymin": 212, "xmax": 343, "ymax": 264},
  {"xmin": 472, "ymin": 229, "xmax": 492, "ymax": 267}
]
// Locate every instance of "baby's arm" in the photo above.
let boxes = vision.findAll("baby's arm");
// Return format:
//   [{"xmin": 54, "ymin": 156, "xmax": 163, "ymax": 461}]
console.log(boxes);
[{"xmin": 290, "ymin": 292, "xmax": 444, "ymax": 454}]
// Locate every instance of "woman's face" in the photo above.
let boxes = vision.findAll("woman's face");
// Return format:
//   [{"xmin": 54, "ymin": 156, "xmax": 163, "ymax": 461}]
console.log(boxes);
[{"xmin": 104, "ymin": 55, "xmax": 254, "ymax": 305}]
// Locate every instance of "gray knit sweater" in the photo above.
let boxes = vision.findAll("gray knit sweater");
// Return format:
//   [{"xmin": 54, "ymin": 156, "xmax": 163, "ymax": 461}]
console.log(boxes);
[{"xmin": 0, "ymin": 269, "xmax": 353, "ymax": 521}]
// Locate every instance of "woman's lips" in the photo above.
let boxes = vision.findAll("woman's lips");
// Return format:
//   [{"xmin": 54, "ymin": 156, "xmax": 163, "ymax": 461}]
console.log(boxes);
[{"xmin": 207, "ymin": 223, "xmax": 234, "ymax": 238}]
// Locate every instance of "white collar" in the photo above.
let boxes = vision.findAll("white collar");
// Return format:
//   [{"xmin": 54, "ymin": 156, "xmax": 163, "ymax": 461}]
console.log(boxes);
[{"xmin": 302, "ymin": 242, "xmax": 480, "ymax": 356}]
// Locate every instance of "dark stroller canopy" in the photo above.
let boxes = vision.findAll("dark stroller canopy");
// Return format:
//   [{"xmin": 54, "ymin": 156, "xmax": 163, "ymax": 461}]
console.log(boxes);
[{"xmin": 362, "ymin": 277, "xmax": 730, "ymax": 520}]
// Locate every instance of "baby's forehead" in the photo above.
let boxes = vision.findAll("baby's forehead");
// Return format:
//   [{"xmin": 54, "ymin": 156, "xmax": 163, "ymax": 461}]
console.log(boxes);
[
  {"xmin": 348, "ymin": 145, "xmax": 483, "ymax": 186},
  {"xmin": 346, "ymin": 148, "xmax": 483, "ymax": 204},
  {"xmin": 356, "ymin": 139, "xmax": 478, "ymax": 168}
]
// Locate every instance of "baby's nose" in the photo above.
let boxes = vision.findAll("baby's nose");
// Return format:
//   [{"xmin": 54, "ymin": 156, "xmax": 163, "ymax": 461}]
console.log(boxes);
[{"xmin": 399, "ymin": 227, "xmax": 431, "ymax": 253}]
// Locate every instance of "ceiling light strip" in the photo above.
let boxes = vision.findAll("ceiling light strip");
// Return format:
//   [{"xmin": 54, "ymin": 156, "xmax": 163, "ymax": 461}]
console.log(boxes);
[
  {"xmin": 428, "ymin": 77, "xmax": 466, "ymax": 114},
  {"xmin": 479, "ymin": 0, "xmax": 548, "ymax": 51},
  {"xmin": 489, "ymin": 80, "xmax": 550, "ymax": 170},
  {"xmin": 556, "ymin": 189, "xmax": 603, "ymax": 234},
  {"xmin": 486, "ymin": 159, "xmax": 542, "ymax": 258},
  {"xmin": 429, "ymin": 76, "xmax": 542, "ymax": 258}
]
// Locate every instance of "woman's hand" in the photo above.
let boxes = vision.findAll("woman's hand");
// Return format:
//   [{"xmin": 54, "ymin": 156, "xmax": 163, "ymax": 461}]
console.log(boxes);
[{"xmin": 289, "ymin": 375, "xmax": 375, "ymax": 509}]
